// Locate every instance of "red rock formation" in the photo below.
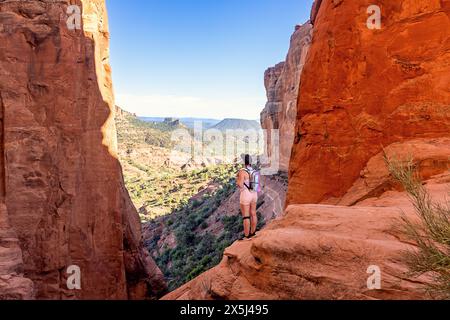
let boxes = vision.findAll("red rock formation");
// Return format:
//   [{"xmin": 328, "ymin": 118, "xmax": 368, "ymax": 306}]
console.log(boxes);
[
  {"xmin": 287, "ymin": 0, "xmax": 450, "ymax": 205},
  {"xmin": 310, "ymin": 0, "xmax": 323, "ymax": 25},
  {"xmin": 0, "ymin": 0, "xmax": 165, "ymax": 299},
  {"xmin": 261, "ymin": 23, "xmax": 313, "ymax": 172},
  {"xmin": 338, "ymin": 138, "xmax": 450, "ymax": 206},
  {"xmin": 163, "ymin": 138, "xmax": 450, "ymax": 300}
]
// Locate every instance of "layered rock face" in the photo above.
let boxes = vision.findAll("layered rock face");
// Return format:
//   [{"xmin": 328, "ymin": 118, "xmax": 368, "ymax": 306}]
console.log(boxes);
[
  {"xmin": 261, "ymin": 23, "xmax": 313, "ymax": 172},
  {"xmin": 0, "ymin": 0, "xmax": 165, "ymax": 299},
  {"xmin": 287, "ymin": 0, "xmax": 450, "ymax": 205}
]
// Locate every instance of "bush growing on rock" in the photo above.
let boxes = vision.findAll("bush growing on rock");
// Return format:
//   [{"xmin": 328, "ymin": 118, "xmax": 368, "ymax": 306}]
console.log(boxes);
[{"xmin": 386, "ymin": 156, "xmax": 450, "ymax": 299}]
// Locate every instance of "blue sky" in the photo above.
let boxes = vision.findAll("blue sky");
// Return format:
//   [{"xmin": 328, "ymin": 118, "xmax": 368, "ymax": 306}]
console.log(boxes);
[{"xmin": 106, "ymin": 0, "xmax": 313, "ymax": 120}]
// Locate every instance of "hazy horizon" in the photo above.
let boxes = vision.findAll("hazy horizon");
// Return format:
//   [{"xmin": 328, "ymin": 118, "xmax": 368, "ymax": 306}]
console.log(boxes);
[{"xmin": 138, "ymin": 116, "xmax": 260, "ymax": 121}]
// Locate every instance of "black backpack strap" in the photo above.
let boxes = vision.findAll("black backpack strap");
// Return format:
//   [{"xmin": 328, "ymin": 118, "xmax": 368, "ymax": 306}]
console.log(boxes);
[{"xmin": 239, "ymin": 168, "xmax": 252, "ymax": 190}]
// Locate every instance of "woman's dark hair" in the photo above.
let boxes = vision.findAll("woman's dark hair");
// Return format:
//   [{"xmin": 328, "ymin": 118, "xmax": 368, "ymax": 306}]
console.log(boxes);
[{"xmin": 244, "ymin": 154, "xmax": 251, "ymax": 166}]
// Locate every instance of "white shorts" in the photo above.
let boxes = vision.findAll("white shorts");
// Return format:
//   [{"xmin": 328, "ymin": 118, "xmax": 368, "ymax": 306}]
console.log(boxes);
[{"xmin": 240, "ymin": 189, "xmax": 258, "ymax": 206}]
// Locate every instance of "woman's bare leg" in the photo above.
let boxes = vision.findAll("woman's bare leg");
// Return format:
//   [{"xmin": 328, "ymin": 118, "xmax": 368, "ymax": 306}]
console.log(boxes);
[
  {"xmin": 250, "ymin": 201, "xmax": 258, "ymax": 235},
  {"xmin": 240, "ymin": 204, "xmax": 251, "ymax": 237}
]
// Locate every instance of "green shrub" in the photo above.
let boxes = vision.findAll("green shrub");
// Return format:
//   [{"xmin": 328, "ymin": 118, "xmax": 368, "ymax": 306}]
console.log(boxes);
[
  {"xmin": 386, "ymin": 155, "xmax": 450, "ymax": 299},
  {"xmin": 200, "ymin": 221, "xmax": 209, "ymax": 230},
  {"xmin": 192, "ymin": 199, "xmax": 202, "ymax": 209}
]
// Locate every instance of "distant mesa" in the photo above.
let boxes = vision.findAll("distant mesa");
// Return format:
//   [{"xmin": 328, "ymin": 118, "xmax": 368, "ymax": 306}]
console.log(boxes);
[
  {"xmin": 139, "ymin": 117, "xmax": 261, "ymax": 132},
  {"xmin": 140, "ymin": 117, "xmax": 221, "ymax": 129},
  {"xmin": 212, "ymin": 118, "xmax": 262, "ymax": 132},
  {"xmin": 115, "ymin": 105, "xmax": 137, "ymax": 118},
  {"xmin": 163, "ymin": 117, "xmax": 181, "ymax": 126}
]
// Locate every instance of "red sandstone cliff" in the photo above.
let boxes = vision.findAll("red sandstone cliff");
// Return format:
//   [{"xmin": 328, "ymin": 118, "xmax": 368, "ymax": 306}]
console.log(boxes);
[
  {"xmin": 287, "ymin": 0, "xmax": 450, "ymax": 205},
  {"xmin": 163, "ymin": 0, "xmax": 449, "ymax": 300},
  {"xmin": 0, "ymin": 0, "xmax": 165, "ymax": 299},
  {"xmin": 261, "ymin": 23, "xmax": 313, "ymax": 172}
]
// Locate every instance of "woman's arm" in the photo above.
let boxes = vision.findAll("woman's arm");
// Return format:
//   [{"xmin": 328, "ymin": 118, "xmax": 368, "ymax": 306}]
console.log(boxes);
[{"xmin": 236, "ymin": 170, "xmax": 244, "ymax": 189}]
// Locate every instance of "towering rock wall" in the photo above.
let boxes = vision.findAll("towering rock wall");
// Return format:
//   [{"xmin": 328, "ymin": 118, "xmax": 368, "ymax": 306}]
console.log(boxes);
[
  {"xmin": 0, "ymin": 0, "xmax": 165, "ymax": 299},
  {"xmin": 261, "ymin": 23, "xmax": 313, "ymax": 172},
  {"xmin": 287, "ymin": 0, "xmax": 450, "ymax": 205}
]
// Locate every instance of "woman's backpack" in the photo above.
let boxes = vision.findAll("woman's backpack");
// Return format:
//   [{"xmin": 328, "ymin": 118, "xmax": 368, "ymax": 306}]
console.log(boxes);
[{"xmin": 243, "ymin": 168, "xmax": 261, "ymax": 193}]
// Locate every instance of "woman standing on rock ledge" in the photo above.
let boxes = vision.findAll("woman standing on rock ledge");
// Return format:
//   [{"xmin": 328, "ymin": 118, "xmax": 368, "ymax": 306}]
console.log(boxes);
[{"xmin": 237, "ymin": 154, "xmax": 260, "ymax": 241}]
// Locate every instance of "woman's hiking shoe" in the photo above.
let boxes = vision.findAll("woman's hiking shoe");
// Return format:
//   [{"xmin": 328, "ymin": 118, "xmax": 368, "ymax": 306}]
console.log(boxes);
[
  {"xmin": 239, "ymin": 232, "xmax": 259, "ymax": 241},
  {"xmin": 240, "ymin": 234, "xmax": 252, "ymax": 241}
]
